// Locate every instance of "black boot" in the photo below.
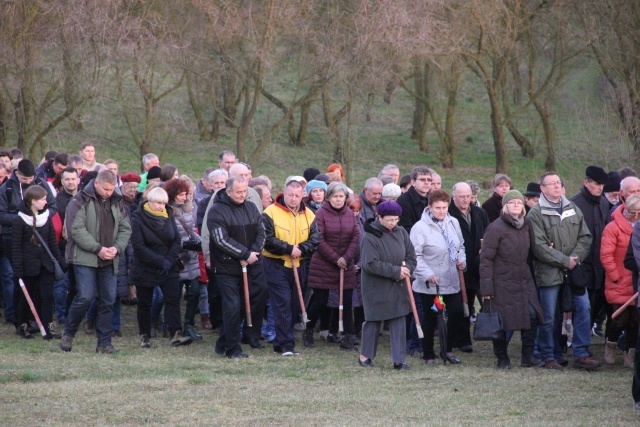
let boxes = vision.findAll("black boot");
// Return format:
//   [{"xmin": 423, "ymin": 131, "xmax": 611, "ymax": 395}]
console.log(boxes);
[
  {"xmin": 521, "ymin": 346, "xmax": 544, "ymax": 368},
  {"xmin": 43, "ymin": 322, "xmax": 62, "ymax": 340},
  {"xmin": 303, "ymin": 329, "xmax": 315, "ymax": 348},
  {"xmin": 340, "ymin": 333, "xmax": 356, "ymax": 351},
  {"xmin": 184, "ymin": 324, "xmax": 203, "ymax": 341}
]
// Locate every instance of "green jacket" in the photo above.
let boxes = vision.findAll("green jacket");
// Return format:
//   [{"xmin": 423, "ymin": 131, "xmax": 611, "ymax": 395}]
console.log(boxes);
[
  {"xmin": 65, "ymin": 180, "xmax": 132, "ymax": 273},
  {"xmin": 527, "ymin": 195, "xmax": 592, "ymax": 287}
]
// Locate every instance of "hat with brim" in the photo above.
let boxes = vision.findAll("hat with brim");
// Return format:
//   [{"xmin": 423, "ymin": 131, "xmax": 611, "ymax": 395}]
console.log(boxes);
[{"xmin": 523, "ymin": 182, "xmax": 541, "ymax": 197}]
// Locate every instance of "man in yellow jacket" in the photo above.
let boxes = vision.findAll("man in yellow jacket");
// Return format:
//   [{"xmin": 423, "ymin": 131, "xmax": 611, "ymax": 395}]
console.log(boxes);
[{"xmin": 261, "ymin": 177, "xmax": 319, "ymax": 356}]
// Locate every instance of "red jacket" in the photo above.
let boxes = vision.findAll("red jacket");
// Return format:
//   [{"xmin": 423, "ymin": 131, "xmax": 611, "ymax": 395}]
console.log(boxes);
[{"xmin": 600, "ymin": 204, "xmax": 635, "ymax": 305}]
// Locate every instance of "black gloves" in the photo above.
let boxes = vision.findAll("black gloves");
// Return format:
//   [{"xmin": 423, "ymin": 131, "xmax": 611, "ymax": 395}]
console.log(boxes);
[
  {"xmin": 182, "ymin": 239, "xmax": 202, "ymax": 251},
  {"xmin": 158, "ymin": 259, "xmax": 173, "ymax": 276}
]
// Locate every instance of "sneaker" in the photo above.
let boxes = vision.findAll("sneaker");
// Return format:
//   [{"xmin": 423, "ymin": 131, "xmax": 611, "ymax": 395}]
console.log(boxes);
[
  {"xmin": 171, "ymin": 331, "xmax": 193, "ymax": 347},
  {"xmin": 635, "ymin": 401, "xmax": 640, "ymax": 411},
  {"xmin": 470, "ymin": 314, "xmax": 477, "ymax": 323},
  {"xmin": 497, "ymin": 359, "xmax": 512, "ymax": 369},
  {"xmin": 96, "ymin": 344, "xmax": 119, "ymax": 354},
  {"xmin": 84, "ymin": 321, "xmax": 95, "ymax": 335},
  {"xmin": 591, "ymin": 323, "xmax": 604, "ymax": 337},
  {"xmin": 273, "ymin": 345, "xmax": 283, "ymax": 354},
  {"xmin": 393, "ymin": 363, "xmax": 411, "ymax": 370},
  {"xmin": 460, "ymin": 344, "xmax": 474, "ymax": 353},
  {"xmin": 282, "ymin": 349, "xmax": 299, "ymax": 356},
  {"xmin": 60, "ymin": 334, "xmax": 73, "ymax": 352},
  {"xmin": 228, "ymin": 352, "xmax": 250, "ymax": 359},
  {"xmin": 573, "ymin": 356, "xmax": 603, "ymax": 370},
  {"xmin": 318, "ymin": 330, "xmax": 329, "ymax": 340},
  {"xmin": 327, "ymin": 333, "xmax": 342, "ymax": 343},
  {"xmin": 140, "ymin": 334, "xmax": 151, "ymax": 348},
  {"xmin": 408, "ymin": 349, "xmax": 423, "ymax": 359}
]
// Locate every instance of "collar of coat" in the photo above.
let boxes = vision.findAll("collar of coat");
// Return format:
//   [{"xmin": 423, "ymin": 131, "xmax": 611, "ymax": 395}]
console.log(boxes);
[
  {"xmin": 538, "ymin": 194, "xmax": 572, "ymax": 216},
  {"xmin": 18, "ymin": 209, "xmax": 50, "ymax": 227}
]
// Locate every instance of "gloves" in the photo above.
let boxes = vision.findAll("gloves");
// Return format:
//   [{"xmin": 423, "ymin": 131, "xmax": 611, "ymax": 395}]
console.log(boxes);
[
  {"xmin": 158, "ymin": 259, "xmax": 173, "ymax": 276},
  {"xmin": 182, "ymin": 239, "xmax": 202, "ymax": 251}
]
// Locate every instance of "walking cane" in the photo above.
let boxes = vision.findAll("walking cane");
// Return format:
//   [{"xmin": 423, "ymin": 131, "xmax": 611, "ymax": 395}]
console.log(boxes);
[
  {"xmin": 458, "ymin": 269, "xmax": 470, "ymax": 317},
  {"xmin": 18, "ymin": 279, "xmax": 46, "ymax": 336},
  {"xmin": 242, "ymin": 266, "xmax": 252, "ymax": 327},
  {"xmin": 338, "ymin": 268, "xmax": 344, "ymax": 333},
  {"xmin": 402, "ymin": 262, "xmax": 424, "ymax": 338},
  {"xmin": 291, "ymin": 257, "xmax": 309, "ymax": 323},
  {"xmin": 612, "ymin": 292, "xmax": 639, "ymax": 319}
]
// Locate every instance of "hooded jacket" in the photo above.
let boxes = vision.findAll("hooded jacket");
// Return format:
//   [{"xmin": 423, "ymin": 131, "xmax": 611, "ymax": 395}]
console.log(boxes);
[
  {"xmin": 208, "ymin": 188, "xmax": 265, "ymax": 277},
  {"xmin": 601, "ymin": 204, "xmax": 635, "ymax": 305},
  {"xmin": 261, "ymin": 193, "xmax": 319, "ymax": 268},
  {"xmin": 0, "ymin": 171, "xmax": 57, "ymax": 237},
  {"xmin": 64, "ymin": 179, "xmax": 131, "ymax": 273}
]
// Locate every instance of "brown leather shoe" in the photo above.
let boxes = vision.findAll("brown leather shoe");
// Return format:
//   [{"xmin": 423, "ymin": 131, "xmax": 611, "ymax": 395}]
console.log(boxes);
[
  {"xmin": 542, "ymin": 360, "xmax": 564, "ymax": 371},
  {"xmin": 573, "ymin": 356, "xmax": 603, "ymax": 370}
]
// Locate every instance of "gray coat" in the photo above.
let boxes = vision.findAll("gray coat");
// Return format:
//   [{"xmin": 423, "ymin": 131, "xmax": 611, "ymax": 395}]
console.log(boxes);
[
  {"xmin": 171, "ymin": 204, "xmax": 201, "ymax": 282},
  {"xmin": 410, "ymin": 209, "xmax": 465, "ymax": 295},
  {"xmin": 360, "ymin": 219, "xmax": 416, "ymax": 321}
]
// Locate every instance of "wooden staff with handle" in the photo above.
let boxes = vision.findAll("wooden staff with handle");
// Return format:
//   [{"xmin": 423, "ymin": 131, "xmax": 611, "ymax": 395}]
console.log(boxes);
[
  {"xmin": 403, "ymin": 262, "xmax": 423, "ymax": 338},
  {"xmin": 612, "ymin": 292, "xmax": 639, "ymax": 319},
  {"xmin": 18, "ymin": 279, "xmax": 46, "ymax": 336},
  {"xmin": 338, "ymin": 268, "xmax": 344, "ymax": 332},
  {"xmin": 291, "ymin": 257, "xmax": 309, "ymax": 323},
  {"xmin": 458, "ymin": 269, "xmax": 470, "ymax": 317},
  {"xmin": 242, "ymin": 266, "xmax": 252, "ymax": 327}
]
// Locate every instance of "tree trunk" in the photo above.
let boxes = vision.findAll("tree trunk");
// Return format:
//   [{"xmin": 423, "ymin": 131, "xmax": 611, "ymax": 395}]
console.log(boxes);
[
  {"xmin": 186, "ymin": 71, "xmax": 212, "ymax": 141},
  {"xmin": 62, "ymin": 29, "xmax": 83, "ymax": 131},
  {"xmin": 221, "ymin": 60, "xmax": 238, "ymax": 127},
  {"xmin": 0, "ymin": 93, "xmax": 7, "ymax": 146},
  {"xmin": 532, "ymin": 97, "xmax": 555, "ymax": 171},
  {"xmin": 296, "ymin": 100, "xmax": 311, "ymax": 147},
  {"xmin": 488, "ymin": 86, "xmax": 508, "ymax": 173}
]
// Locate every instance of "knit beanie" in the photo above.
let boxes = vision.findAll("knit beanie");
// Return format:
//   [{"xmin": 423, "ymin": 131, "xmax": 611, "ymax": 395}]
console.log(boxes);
[{"xmin": 502, "ymin": 189, "xmax": 524, "ymax": 205}]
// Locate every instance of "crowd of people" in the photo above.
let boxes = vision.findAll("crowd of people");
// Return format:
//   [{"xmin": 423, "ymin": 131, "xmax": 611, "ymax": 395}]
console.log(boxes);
[{"xmin": 1, "ymin": 144, "xmax": 639, "ymax": 410}]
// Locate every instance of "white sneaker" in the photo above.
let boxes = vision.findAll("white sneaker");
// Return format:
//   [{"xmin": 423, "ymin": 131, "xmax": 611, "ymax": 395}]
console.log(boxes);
[{"xmin": 282, "ymin": 349, "xmax": 299, "ymax": 356}]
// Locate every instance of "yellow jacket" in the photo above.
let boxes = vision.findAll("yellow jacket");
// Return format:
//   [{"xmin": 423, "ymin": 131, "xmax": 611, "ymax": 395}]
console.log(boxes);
[{"xmin": 261, "ymin": 194, "xmax": 320, "ymax": 268}]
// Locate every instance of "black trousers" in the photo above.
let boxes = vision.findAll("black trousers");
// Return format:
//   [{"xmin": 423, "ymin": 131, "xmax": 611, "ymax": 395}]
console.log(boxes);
[
  {"xmin": 15, "ymin": 270, "xmax": 55, "ymax": 327},
  {"xmin": 137, "ymin": 276, "xmax": 181, "ymax": 337},
  {"xmin": 420, "ymin": 291, "xmax": 465, "ymax": 360},
  {"xmin": 216, "ymin": 266, "xmax": 268, "ymax": 356},
  {"xmin": 306, "ymin": 288, "xmax": 353, "ymax": 334},
  {"xmin": 633, "ymin": 307, "xmax": 640, "ymax": 403},
  {"xmin": 492, "ymin": 303, "xmax": 539, "ymax": 360},
  {"xmin": 207, "ymin": 268, "xmax": 223, "ymax": 328}
]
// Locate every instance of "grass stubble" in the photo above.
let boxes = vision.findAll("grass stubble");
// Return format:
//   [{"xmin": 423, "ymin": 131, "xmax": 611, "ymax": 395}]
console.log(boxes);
[{"xmin": 0, "ymin": 304, "xmax": 636, "ymax": 426}]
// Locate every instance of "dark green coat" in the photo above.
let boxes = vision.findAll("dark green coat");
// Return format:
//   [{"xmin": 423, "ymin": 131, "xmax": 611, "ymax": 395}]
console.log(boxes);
[
  {"xmin": 527, "ymin": 195, "xmax": 592, "ymax": 287},
  {"xmin": 360, "ymin": 219, "xmax": 416, "ymax": 321}
]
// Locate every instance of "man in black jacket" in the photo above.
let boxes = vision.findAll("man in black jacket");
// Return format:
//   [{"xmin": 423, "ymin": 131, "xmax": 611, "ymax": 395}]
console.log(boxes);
[
  {"xmin": 449, "ymin": 182, "xmax": 489, "ymax": 352},
  {"xmin": 207, "ymin": 176, "xmax": 268, "ymax": 358},
  {"xmin": 397, "ymin": 166, "xmax": 432, "ymax": 235},
  {"xmin": 570, "ymin": 165, "xmax": 609, "ymax": 337}
]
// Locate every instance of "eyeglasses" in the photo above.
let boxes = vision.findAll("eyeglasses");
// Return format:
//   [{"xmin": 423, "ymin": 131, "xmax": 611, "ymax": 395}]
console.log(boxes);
[
  {"xmin": 506, "ymin": 200, "xmax": 523, "ymax": 206},
  {"xmin": 541, "ymin": 180, "xmax": 562, "ymax": 187},
  {"xmin": 380, "ymin": 217, "xmax": 400, "ymax": 223},
  {"xmin": 627, "ymin": 211, "xmax": 640, "ymax": 219}
]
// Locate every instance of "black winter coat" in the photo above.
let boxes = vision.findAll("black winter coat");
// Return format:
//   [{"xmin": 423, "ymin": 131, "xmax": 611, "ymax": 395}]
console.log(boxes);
[
  {"xmin": 130, "ymin": 203, "xmax": 181, "ymax": 287},
  {"xmin": 207, "ymin": 189, "xmax": 265, "ymax": 277},
  {"xmin": 397, "ymin": 186, "xmax": 429, "ymax": 234},
  {"xmin": 570, "ymin": 186, "xmax": 609, "ymax": 290},
  {"xmin": 0, "ymin": 172, "xmax": 57, "ymax": 237},
  {"xmin": 448, "ymin": 202, "xmax": 489, "ymax": 291},
  {"xmin": 481, "ymin": 192, "xmax": 503, "ymax": 223},
  {"xmin": 11, "ymin": 206, "xmax": 66, "ymax": 278}
]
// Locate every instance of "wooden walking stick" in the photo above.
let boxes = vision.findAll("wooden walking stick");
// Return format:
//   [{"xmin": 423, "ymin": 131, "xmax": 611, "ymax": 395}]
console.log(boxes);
[
  {"xmin": 612, "ymin": 292, "xmax": 639, "ymax": 319},
  {"xmin": 458, "ymin": 269, "xmax": 470, "ymax": 317},
  {"xmin": 242, "ymin": 266, "xmax": 252, "ymax": 327},
  {"xmin": 18, "ymin": 279, "xmax": 46, "ymax": 336},
  {"xmin": 402, "ymin": 262, "xmax": 423, "ymax": 338},
  {"xmin": 338, "ymin": 268, "xmax": 344, "ymax": 332},
  {"xmin": 291, "ymin": 257, "xmax": 309, "ymax": 323}
]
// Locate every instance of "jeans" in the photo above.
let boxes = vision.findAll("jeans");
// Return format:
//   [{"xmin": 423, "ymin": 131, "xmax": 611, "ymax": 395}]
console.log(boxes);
[
  {"xmin": 87, "ymin": 296, "xmax": 122, "ymax": 331},
  {"xmin": 0, "ymin": 255, "xmax": 14, "ymax": 322},
  {"xmin": 198, "ymin": 284, "xmax": 209, "ymax": 315},
  {"xmin": 538, "ymin": 284, "xmax": 591, "ymax": 361},
  {"xmin": 151, "ymin": 286, "xmax": 164, "ymax": 326},
  {"xmin": 261, "ymin": 299, "xmax": 276, "ymax": 342},
  {"xmin": 64, "ymin": 264, "xmax": 117, "ymax": 347},
  {"xmin": 53, "ymin": 276, "xmax": 68, "ymax": 322}
]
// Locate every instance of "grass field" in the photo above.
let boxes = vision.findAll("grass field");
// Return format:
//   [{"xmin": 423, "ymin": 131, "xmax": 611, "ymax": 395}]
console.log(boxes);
[{"xmin": 0, "ymin": 303, "xmax": 637, "ymax": 426}]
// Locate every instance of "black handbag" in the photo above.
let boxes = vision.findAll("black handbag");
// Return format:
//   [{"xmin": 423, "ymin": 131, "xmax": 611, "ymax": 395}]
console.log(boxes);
[
  {"xmin": 473, "ymin": 299, "xmax": 504, "ymax": 341},
  {"xmin": 33, "ymin": 229, "xmax": 65, "ymax": 281}
]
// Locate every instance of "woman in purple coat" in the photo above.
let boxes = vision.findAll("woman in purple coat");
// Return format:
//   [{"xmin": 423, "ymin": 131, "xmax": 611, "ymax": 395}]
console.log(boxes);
[{"xmin": 304, "ymin": 182, "xmax": 360, "ymax": 350}]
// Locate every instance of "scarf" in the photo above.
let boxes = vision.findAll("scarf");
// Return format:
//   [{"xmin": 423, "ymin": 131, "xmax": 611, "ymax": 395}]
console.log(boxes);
[
  {"xmin": 430, "ymin": 211, "xmax": 458, "ymax": 263},
  {"xmin": 18, "ymin": 209, "xmax": 50, "ymax": 227},
  {"xmin": 512, "ymin": 215, "xmax": 525, "ymax": 229},
  {"xmin": 144, "ymin": 203, "xmax": 168, "ymax": 218}
]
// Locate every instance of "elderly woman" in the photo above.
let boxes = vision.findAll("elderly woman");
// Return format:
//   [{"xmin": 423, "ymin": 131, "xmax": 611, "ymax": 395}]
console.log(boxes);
[
  {"xmin": 304, "ymin": 179, "xmax": 328, "ymax": 213},
  {"xmin": 411, "ymin": 189, "xmax": 466, "ymax": 366},
  {"xmin": 358, "ymin": 201, "xmax": 416, "ymax": 370},
  {"xmin": 305, "ymin": 182, "xmax": 360, "ymax": 351},
  {"xmin": 164, "ymin": 178, "xmax": 203, "ymax": 342},
  {"xmin": 130, "ymin": 186, "xmax": 192, "ymax": 348},
  {"xmin": 479, "ymin": 190, "xmax": 544, "ymax": 369},
  {"xmin": 602, "ymin": 194, "xmax": 640, "ymax": 368}
]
